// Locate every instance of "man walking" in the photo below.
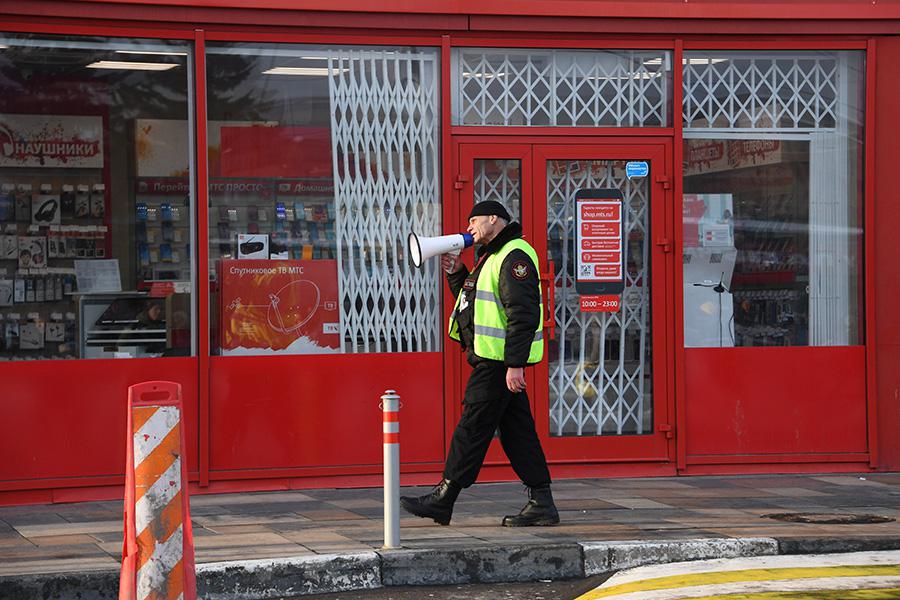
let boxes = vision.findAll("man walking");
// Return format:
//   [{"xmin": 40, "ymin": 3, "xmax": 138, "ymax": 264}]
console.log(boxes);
[{"xmin": 400, "ymin": 200, "xmax": 559, "ymax": 527}]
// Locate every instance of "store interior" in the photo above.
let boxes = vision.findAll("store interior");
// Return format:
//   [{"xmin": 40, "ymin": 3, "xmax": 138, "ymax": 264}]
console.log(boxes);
[
  {"xmin": 0, "ymin": 36, "xmax": 192, "ymax": 360},
  {"xmin": 683, "ymin": 138, "xmax": 861, "ymax": 347}
]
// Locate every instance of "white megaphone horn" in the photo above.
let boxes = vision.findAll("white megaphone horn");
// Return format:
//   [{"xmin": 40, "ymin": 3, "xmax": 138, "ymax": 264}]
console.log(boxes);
[{"xmin": 408, "ymin": 232, "xmax": 474, "ymax": 268}]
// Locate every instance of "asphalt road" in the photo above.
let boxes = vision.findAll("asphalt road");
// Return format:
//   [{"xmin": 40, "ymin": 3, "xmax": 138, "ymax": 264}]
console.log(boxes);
[
  {"xmin": 575, "ymin": 551, "xmax": 900, "ymax": 600},
  {"xmin": 303, "ymin": 575, "xmax": 611, "ymax": 599}
]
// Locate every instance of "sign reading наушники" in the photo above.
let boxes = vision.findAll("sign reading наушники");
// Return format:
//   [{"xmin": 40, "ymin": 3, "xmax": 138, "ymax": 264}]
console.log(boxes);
[{"xmin": 575, "ymin": 188, "xmax": 625, "ymax": 312}]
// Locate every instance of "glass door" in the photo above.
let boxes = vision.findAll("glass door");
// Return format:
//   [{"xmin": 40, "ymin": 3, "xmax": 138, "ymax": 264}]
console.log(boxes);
[
  {"xmin": 454, "ymin": 141, "xmax": 673, "ymax": 468},
  {"xmin": 533, "ymin": 144, "xmax": 671, "ymax": 462},
  {"xmin": 452, "ymin": 144, "xmax": 535, "ymax": 466}
]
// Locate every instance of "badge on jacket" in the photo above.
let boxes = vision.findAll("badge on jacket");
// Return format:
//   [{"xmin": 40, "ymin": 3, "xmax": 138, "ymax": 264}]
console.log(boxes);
[{"xmin": 511, "ymin": 261, "xmax": 529, "ymax": 280}]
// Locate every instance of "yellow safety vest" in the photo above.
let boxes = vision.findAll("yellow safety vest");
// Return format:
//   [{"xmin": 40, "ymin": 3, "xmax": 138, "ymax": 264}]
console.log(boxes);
[{"xmin": 448, "ymin": 239, "xmax": 544, "ymax": 364}]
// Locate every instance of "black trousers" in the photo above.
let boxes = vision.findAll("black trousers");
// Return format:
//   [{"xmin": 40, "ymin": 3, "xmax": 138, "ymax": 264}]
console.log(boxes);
[{"xmin": 443, "ymin": 361, "xmax": 552, "ymax": 489}]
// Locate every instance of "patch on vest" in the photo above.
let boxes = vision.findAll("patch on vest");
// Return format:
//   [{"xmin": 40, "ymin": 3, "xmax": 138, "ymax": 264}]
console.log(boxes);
[{"xmin": 511, "ymin": 261, "xmax": 530, "ymax": 280}]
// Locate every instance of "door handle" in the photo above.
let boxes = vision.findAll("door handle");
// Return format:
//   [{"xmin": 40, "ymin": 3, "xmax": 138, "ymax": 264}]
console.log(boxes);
[{"xmin": 539, "ymin": 260, "xmax": 556, "ymax": 341}]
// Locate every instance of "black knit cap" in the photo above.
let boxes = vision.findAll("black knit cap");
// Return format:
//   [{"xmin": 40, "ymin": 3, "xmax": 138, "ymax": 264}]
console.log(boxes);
[{"xmin": 468, "ymin": 200, "xmax": 511, "ymax": 222}]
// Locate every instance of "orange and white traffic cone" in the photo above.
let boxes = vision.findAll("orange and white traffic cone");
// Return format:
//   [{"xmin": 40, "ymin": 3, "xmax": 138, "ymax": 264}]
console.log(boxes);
[{"xmin": 119, "ymin": 381, "xmax": 197, "ymax": 600}]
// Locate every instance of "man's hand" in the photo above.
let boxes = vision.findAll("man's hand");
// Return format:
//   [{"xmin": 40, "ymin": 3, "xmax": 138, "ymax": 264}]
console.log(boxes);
[
  {"xmin": 441, "ymin": 252, "xmax": 463, "ymax": 274},
  {"xmin": 506, "ymin": 367, "xmax": 526, "ymax": 393}
]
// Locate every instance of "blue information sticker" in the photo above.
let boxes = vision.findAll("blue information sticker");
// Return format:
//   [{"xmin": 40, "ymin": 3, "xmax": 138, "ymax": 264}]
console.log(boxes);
[{"xmin": 625, "ymin": 161, "xmax": 649, "ymax": 179}]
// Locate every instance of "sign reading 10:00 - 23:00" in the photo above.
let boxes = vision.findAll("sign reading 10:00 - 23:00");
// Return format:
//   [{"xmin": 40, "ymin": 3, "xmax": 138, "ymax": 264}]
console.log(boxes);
[{"xmin": 575, "ymin": 188, "xmax": 624, "ymax": 313}]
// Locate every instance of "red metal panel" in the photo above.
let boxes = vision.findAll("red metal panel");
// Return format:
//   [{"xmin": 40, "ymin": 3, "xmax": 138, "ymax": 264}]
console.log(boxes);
[
  {"xmin": 18, "ymin": 0, "xmax": 900, "ymax": 20},
  {"xmin": 207, "ymin": 353, "xmax": 444, "ymax": 472},
  {"xmin": 0, "ymin": 358, "xmax": 198, "ymax": 485},
  {"xmin": 469, "ymin": 17, "xmax": 888, "ymax": 36},
  {"xmin": 1, "ymin": 2, "xmax": 468, "ymax": 32},
  {"xmin": 687, "ymin": 453, "xmax": 868, "ymax": 465},
  {"xmin": 865, "ymin": 38, "xmax": 878, "ymax": 469},
  {"xmin": 873, "ymin": 40, "xmax": 900, "ymax": 470},
  {"xmin": 442, "ymin": 35, "xmax": 460, "ymax": 459},
  {"xmin": 684, "ymin": 347, "xmax": 868, "ymax": 460},
  {"xmin": 683, "ymin": 461, "xmax": 872, "ymax": 476},
  {"xmin": 194, "ymin": 30, "xmax": 211, "ymax": 488},
  {"xmin": 0, "ymin": 15, "xmax": 197, "ymax": 38},
  {"xmin": 673, "ymin": 38, "xmax": 687, "ymax": 471}
]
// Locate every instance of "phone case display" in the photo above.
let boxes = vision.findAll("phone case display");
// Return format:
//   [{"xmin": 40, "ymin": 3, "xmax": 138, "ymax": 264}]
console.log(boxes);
[
  {"xmin": 208, "ymin": 179, "xmax": 336, "ymax": 263},
  {"xmin": 133, "ymin": 179, "xmax": 191, "ymax": 283},
  {"xmin": 0, "ymin": 178, "xmax": 108, "ymax": 360}
]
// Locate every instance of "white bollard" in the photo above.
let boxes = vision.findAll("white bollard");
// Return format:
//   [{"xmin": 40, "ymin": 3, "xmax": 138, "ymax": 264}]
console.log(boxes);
[{"xmin": 381, "ymin": 389, "xmax": 401, "ymax": 549}]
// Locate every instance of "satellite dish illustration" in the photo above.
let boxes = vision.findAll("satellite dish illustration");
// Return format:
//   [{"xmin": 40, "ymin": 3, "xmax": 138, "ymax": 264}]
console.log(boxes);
[
  {"xmin": 220, "ymin": 259, "xmax": 340, "ymax": 354},
  {"xmin": 267, "ymin": 279, "xmax": 321, "ymax": 334}
]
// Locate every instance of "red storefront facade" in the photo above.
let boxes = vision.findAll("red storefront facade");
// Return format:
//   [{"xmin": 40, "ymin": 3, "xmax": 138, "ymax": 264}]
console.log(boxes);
[{"xmin": 1, "ymin": 1, "xmax": 898, "ymax": 506}]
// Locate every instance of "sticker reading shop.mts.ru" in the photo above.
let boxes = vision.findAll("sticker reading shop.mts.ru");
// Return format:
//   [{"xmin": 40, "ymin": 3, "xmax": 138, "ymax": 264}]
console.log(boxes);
[{"xmin": 575, "ymin": 188, "xmax": 625, "ymax": 296}]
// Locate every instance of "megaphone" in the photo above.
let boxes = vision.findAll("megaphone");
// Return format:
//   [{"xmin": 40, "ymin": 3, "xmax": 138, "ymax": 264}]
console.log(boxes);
[{"xmin": 408, "ymin": 232, "xmax": 474, "ymax": 268}]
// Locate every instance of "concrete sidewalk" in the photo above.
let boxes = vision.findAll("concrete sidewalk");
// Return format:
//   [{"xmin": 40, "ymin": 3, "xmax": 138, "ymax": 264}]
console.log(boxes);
[{"xmin": 2, "ymin": 473, "xmax": 900, "ymax": 598}]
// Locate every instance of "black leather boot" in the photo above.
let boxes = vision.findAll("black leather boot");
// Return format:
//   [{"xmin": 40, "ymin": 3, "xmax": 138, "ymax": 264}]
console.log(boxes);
[
  {"xmin": 400, "ymin": 479, "xmax": 461, "ymax": 526},
  {"xmin": 502, "ymin": 485, "xmax": 560, "ymax": 527}
]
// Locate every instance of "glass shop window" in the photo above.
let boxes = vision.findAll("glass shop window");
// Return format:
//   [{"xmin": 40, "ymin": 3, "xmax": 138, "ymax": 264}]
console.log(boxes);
[
  {"xmin": 205, "ymin": 43, "xmax": 442, "ymax": 356},
  {"xmin": 0, "ymin": 35, "xmax": 194, "ymax": 360},
  {"xmin": 681, "ymin": 51, "xmax": 864, "ymax": 347}
]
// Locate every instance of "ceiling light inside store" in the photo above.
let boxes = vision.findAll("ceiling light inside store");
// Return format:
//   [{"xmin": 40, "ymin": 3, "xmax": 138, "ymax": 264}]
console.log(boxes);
[
  {"xmin": 87, "ymin": 60, "xmax": 179, "ymax": 71},
  {"xmin": 682, "ymin": 58, "xmax": 728, "ymax": 65},
  {"xmin": 642, "ymin": 57, "xmax": 728, "ymax": 66},
  {"xmin": 262, "ymin": 67, "xmax": 347, "ymax": 76},
  {"xmin": 115, "ymin": 50, "xmax": 188, "ymax": 56},
  {"xmin": 462, "ymin": 72, "xmax": 506, "ymax": 79},
  {"xmin": 585, "ymin": 73, "xmax": 662, "ymax": 81}
]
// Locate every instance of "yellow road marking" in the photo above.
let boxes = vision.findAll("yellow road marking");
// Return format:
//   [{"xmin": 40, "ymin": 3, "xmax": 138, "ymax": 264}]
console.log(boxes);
[
  {"xmin": 578, "ymin": 565, "xmax": 900, "ymax": 600},
  {"xmin": 686, "ymin": 588, "xmax": 900, "ymax": 600}
]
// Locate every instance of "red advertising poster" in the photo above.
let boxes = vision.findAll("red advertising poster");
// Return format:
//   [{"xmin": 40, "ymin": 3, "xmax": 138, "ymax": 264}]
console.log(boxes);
[
  {"xmin": 579, "ymin": 295, "xmax": 621, "ymax": 313},
  {"xmin": 219, "ymin": 126, "xmax": 333, "ymax": 178},
  {"xmin": 684, "ymin": 139, "xmax": 781, "ymax": 175},
  {"xmin": 0, "ymin": 114, "xmax": 103, "ymax": 169},
  {"xmin": 575, "ymin": 188, "xmax": 625, "ymax": 295},
  {"xmin": 219, "ymin": 259, "xmax": 341, "ymax": 354}
]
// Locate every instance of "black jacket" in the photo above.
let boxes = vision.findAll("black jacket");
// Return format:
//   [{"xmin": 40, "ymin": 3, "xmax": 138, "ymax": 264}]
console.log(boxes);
[{"xmin": 447, "ymin": 222, "xmax": 541, "ymax": 368}]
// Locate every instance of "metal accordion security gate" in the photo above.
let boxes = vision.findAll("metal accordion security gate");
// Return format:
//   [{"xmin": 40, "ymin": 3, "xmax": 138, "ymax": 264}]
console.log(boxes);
[{"xmin": 546, "ymin": 161, "xmax": 652, "ymax": 437}]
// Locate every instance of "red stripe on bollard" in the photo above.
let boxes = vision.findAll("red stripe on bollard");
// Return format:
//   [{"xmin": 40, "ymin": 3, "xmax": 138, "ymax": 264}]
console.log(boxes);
[{"xmin": 383, "ymin": 432, "xmax": 400, "ymax": 444}]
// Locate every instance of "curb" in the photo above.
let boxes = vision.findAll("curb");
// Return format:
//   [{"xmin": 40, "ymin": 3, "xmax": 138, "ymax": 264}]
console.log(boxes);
[
  {"xmin": 3, "ymin": 536, "xmax": 900, "ymax": 599},
  {"xmin": 198, "ymin": 552, "xmax": 381, "ymax": 599},
  {"xmin": 380, "ymin": 543, "xmax": 584, "ymax": 586},
  {"xmin": 581, "ymin": 537, "xmax": 779, "ymax": 575}
]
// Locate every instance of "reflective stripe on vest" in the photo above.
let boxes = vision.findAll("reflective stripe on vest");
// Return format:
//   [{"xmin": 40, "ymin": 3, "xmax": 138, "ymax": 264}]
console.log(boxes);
[{"xmin": 448, "ymin": 238, "xmax": 544, "ymax": 364}]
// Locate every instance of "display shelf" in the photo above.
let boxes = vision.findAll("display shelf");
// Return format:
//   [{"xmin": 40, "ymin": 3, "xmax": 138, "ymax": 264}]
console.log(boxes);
[
  {"xmin": 205, "ymin": 176, "xmax": 337, "ymax": 263},
  {"xmin": 0, "ymin": 173, "xmax": 109, "ymax": 360}
]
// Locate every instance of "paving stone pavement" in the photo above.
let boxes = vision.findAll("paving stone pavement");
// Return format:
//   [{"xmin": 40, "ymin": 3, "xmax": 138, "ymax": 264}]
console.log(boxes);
[{"xmin": 1, "ymin": 473, "xmax": 900, "ymax": 595}]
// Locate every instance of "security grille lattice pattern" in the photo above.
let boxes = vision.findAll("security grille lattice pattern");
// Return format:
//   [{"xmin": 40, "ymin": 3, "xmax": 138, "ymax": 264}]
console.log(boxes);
[
  {"xmin": 683, "ymin": 53, "xmax": 839, "ymax": 129},
  {"xmin": 473, "ymin": 159, "xmax": 522, "ymax": 222},
  {"xmin": 453, "ymin": 49, "xmax": 669, "ymax": 127},
  {"xmin": 329, "ymin": 50, "xmax": 442, "ymax": 353},
  {"xmin": 547, "ymin": 161, "xmax": 651, "ymax": 436}
]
